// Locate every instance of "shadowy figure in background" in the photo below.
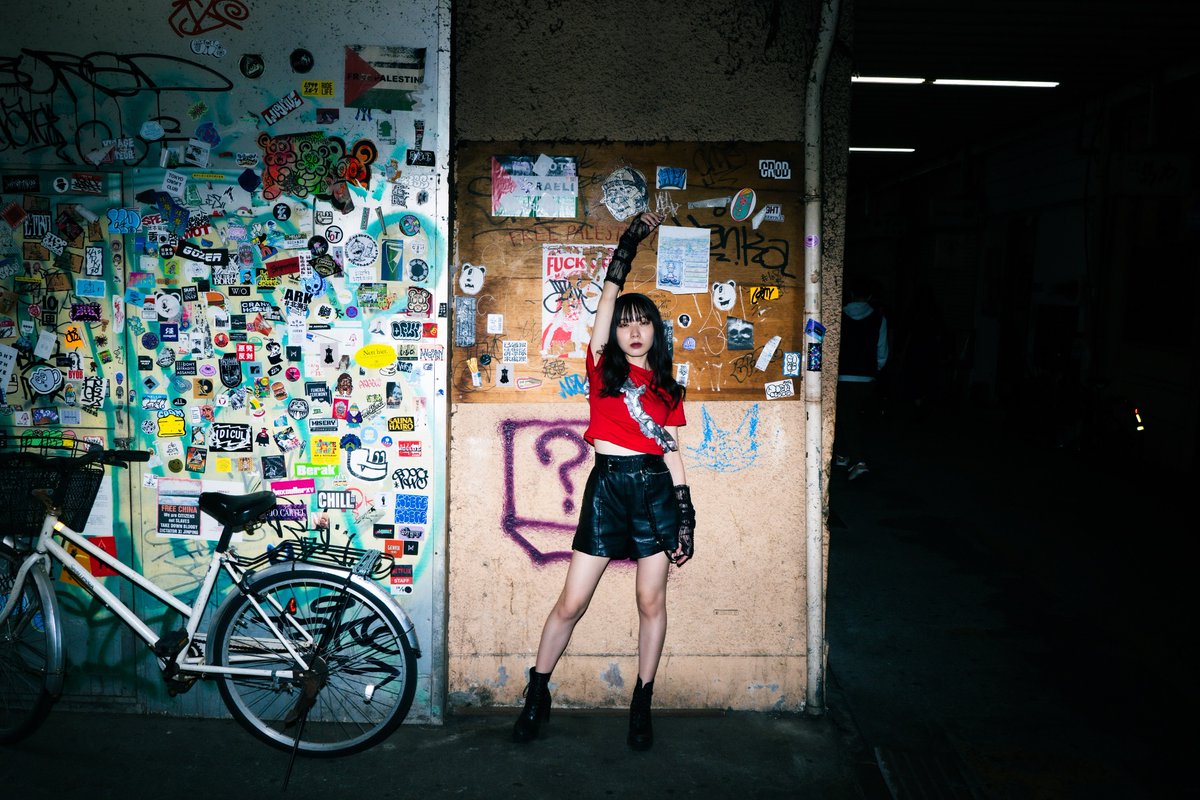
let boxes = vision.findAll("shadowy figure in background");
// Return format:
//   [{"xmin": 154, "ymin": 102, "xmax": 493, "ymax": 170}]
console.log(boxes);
[{"xmin": 836, "ymin": 279, "xmax": 889, "ymax": 480}]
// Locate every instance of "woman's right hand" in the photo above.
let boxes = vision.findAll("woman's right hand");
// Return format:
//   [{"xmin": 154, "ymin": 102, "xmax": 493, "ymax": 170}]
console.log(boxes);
[{"xmin": 624, "ymin": 211, "xmax": 664, "ymax": 245}]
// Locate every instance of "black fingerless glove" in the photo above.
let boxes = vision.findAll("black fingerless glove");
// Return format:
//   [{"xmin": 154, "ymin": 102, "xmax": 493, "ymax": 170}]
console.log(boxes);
[
  {"xmin": 604, "ymin": 216, "xmax": 655, "ymax": 290},
  {"xmin": 672, "ymin": 484, "xmax": 695, "ymax": 562}
]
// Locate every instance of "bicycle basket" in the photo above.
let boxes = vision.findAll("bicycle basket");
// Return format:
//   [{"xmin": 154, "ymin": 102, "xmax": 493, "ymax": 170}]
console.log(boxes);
[{"xmin": 0, "ymin": 435, "xmax": 105, "ymax": 546}]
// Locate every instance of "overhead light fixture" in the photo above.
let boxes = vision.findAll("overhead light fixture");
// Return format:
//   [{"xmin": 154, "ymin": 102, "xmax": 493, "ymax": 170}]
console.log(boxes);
[
  {"xmin": 851, "ymin": 75, "xmax": 925, "ymax": 84},
  {"xmin": 932, "ymin": 79, "xmax": 1059, "ymax": 88},
  {"xmin": 848, "ymin": 147, "xmax": 915, "ymax": 153}
]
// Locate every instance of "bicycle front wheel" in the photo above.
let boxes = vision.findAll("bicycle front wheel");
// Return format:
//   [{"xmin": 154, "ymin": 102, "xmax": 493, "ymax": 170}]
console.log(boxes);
[
  {"xmin": 208, "ymin": 566, "xmax": 417, "ymax": 757},
  {"xmin": 0, "ymin": 545, "xmax": 63, "ymax": 744}
]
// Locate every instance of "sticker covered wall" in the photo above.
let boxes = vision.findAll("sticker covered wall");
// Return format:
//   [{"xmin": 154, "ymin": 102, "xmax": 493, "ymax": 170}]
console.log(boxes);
[{"xmin": 0, "ymin": 0, "xmax": 451, "ymax": 722}]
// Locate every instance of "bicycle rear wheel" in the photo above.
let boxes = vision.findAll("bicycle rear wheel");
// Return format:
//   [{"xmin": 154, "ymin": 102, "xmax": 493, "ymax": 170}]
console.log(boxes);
[
  {"xmin": 0, "ymin": 545, "xmax": 63, "ymax": 744},
  {"xmin": 208, "ymin": 566, "xmax": 417, "ymax": 757}
]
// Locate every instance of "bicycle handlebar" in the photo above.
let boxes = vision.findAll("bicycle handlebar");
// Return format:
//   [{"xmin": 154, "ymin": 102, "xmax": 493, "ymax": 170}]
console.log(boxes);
[
  {"xmin": 0, "ymin": 439, "xmax": 152, "ymax": 470},
  {"xmin": 102, "ymin": 450, "xmax": 151, "ymax": 466}
]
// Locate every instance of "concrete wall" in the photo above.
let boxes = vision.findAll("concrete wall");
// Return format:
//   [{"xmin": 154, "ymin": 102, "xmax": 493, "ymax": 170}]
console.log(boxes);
[{"xmin": 449, "ymin": 0, "xmax": 852, "ymax": 710}]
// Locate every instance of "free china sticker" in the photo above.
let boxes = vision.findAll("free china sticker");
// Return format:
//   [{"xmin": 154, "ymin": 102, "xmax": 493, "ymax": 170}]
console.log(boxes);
[{"xmin": 395, "ymin": 441, "xmax": 422, "ymax": 457}]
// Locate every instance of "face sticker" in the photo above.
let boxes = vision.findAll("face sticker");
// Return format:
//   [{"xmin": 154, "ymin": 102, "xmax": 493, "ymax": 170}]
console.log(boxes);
[
  {"xmin": 347, "ymin": 448, "xmax": 388, "ymax": 481},
  {"xmin": 727, "ymin": 317, "xmax": 754, "ymax": 351},
  {"xmin": 711, "ymin": 280, "xmax": 737, "ymax": 311},
  {"xmin": 601, "ymin": 166, "xmax": 649, "ymax": 222},
  {"xmin": 28, "ymin": 365, "xmax": 65, "ymax": 396},
  {"xmin": 458, "ymin": 263, "xmax": 485, "ymax": 295}
]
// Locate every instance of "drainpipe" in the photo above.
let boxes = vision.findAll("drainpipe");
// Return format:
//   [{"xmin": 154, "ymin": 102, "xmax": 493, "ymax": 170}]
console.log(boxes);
[{"xmin": 803, "ymin": 0, "xmax": 840, "ymax": 716}]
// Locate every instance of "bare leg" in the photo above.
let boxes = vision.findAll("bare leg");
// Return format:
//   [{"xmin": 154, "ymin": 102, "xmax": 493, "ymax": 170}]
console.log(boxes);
[
  {"xmin": 533, "ymin": 551, "xmax": 611, "ymax": 674},
  {"xmin": 634, "ymin": 551, "xmax": 670, "ymax": 682}
]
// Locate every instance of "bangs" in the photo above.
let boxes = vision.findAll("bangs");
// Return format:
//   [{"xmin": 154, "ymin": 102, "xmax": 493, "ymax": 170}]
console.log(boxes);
[{"xmin": 616, "ymin": 293, "xmax": 658, "ymax": 324}]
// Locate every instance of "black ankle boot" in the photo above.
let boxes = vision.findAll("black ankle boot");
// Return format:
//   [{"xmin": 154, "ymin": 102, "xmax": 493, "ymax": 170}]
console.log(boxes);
[
  {"xmin": 512, "ymin": 667, "xmax": 552, "ymax": 743},
  {"xmin": 627, "ymin": 676, "xmax": 654, "ymax": 750}
]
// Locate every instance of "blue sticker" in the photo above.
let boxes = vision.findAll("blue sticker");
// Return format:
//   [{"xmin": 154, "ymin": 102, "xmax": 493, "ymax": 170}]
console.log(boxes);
[
  {"xmin": 394, "ymin": 493, "xmax": 429, "ymax": 525},
  {"xmin": 141, "ymin": 332, "xmax": 159, "ymax": 348},
  {"xmin": 160, "ymin": 323, "xmax": 179, "ymax": 341},
  {"xmin": 76, "ymin": 279, "xmax": 107, "ymax": 298},
  {"xmin": 399, "ymin": 215, "xmax": 420, "ymax": 236}
]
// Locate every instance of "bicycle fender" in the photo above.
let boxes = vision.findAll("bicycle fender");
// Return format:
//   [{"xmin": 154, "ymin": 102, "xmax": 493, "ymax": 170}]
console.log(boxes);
[{"xmin": 250, "ymin": 561, "xmax": 421, "ymax": 657}]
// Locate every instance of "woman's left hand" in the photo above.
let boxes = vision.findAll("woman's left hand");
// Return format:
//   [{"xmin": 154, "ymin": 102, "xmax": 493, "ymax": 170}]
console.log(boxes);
[{"xmin": 672, "ymin": 485, "xmax": 695, "ymax": 566}]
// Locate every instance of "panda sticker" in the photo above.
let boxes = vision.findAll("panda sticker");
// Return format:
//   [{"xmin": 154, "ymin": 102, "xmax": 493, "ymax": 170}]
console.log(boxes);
[
  {"xmin": 459, "ymin": 263, "xmax": 486, "ymax": 296},
  {"xmin": 711, "ymin": 280, "xmax": 737, "ymax": 312}
]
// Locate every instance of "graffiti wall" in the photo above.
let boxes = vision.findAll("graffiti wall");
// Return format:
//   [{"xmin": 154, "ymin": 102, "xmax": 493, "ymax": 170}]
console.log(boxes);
[
  {"xmin": 447, "ymin": 142, "xmax": 815, "ymax": 707},
  {"xmin": 1, "ymin": 0, "xmax": 450, "ymax": 721},
  {"xmin": 451, "ymin": 142, "xmax": 810, "ymax": 403},
  {"xmin": 448, "ymin": 400, "xmax": 808, "ymax": 710}
]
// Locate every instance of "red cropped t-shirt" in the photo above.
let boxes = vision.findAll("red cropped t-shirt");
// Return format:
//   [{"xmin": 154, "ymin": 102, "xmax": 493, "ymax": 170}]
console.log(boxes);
[{"xmin": 582, "ymin": 345, "xmax": 686, "ymax": 454}]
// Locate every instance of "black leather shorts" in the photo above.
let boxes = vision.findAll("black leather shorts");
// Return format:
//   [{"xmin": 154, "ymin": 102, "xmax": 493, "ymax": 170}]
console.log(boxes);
[{"xmin": 572, "ymin": 453, "xmax": 680, "ymax": 560}]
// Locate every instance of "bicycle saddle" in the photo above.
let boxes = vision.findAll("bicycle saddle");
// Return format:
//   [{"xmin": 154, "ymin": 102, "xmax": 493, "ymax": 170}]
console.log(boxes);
[{"xmin": 199, "ymin": 491, "xmax": 278, "ymax": 529}]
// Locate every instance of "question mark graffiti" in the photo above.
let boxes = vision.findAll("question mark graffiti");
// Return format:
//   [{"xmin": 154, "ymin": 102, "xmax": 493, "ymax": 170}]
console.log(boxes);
[{"xmin": 534, "ymin": 427, "xmax": 590, "ymax": 514}]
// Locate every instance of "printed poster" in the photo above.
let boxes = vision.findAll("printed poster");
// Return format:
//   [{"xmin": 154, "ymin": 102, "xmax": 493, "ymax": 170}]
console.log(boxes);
[
  {"xmin": 656, "ymin": 225, "xmax": 710, "ymax": 294},
  {"xmin": 540, "ymin": 243, "xmax": 612, "ymax": 358},
  {"xmin": 492, "ymin": 155, "xmax": 578, "ymax": 218},
  {"xmin": 344, "ymin": 45, "xmax": 426, "ymax": 111}
]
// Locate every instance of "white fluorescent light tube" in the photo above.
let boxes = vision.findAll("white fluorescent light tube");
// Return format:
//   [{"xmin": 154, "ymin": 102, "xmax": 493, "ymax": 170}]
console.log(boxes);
[
  {"xmin": 849, "ymin": 147, "xmax": 915, "ymax": 153},
  {"xmin": 851, "ymin": 76, "xmax": 926, "ymax": 84},
  {"xmin": 932, "ymin": 79, "xmax": 1059, "ymax": 87}
]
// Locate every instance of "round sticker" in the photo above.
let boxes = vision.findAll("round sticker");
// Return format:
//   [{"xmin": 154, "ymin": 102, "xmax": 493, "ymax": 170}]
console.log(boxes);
[
  {"xmin": 355, "ymin": 343, "xmax": 395, "ymax": 368},
  {"xmin": 287, "ymin": 398, "xmax": 310, "ymax": 420},
  {"xmin": 285, "ymin": 366, "xmax": 301, "ymax": 381},
  {"xmin": 683, "ymin": 336, "xmax": 697, "ymax": 351},
  {"xmin": 239, "ymin": 53, "xmax": 265, "ymax": 80},
  {"xmin": 199, "ymin": 363, "xmax": 217, "ymax": 377},
  {"xmin": 141, "ymin": 332, "xmax": 159, "ymax": 348},
  {"xmin": 677, "ymin": 313, "xmax": 692, "ymax": 328},
  {"xmin": 155, "ymin": 349, "xmax": 176, "ymax": 367},
  {"xmin": 345, "ymin": 234, "xmax": 378, "ymax": 267},
  {"xmin": 345, "ymin": 306, "xmax": 358, "ymax": 319},
  {"xmin": 290, "ymin": 48, "xmax": 314, "ymax": 73},
  {"xmin": 168, "ymin": 458, "xmax": 184, "ymax": 473},
  {"xmin": 324, "ymin": 225, "xmax": 344, "ymax": 244},
  {"xmin": 140, "ymin": 120, "xmax": 165, "ymax": 141},
  {"xmin": 409, "ymin": 259, "xmax": 429, "ymax": 282},
  {"xmin": 28, "ymin": 303, "xmax": 41, "ymax": 317},
  {"xmin": 730, "ymin": 188, "xmax": 757, "ymax": 222},
  {"xmin": 214, "ymin": 333, "xmax": 229, "ymax": 347},
  {"xmin": 272, "ymin": 203, "xmax": 291, "ymax": 221},
  {"xmin": 399, "ymin": 215, "xmax": 421, "ymax": 236},
  {"xmin": 308, "ymin": 235, "xmax": 329, "ymax": 257},
  {"xmin": 381, "ymin": 436, "xmax": 393, "ymax": 446}
]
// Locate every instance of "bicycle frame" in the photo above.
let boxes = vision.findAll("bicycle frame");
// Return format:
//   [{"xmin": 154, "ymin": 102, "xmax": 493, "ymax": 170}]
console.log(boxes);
[{"xmin": 1, "ymin": 507, "xmax": 312, "ymax": 681}]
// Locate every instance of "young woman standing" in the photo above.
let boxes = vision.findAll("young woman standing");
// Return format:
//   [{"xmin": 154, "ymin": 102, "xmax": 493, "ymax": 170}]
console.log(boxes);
[{"xmin": 512, "ymin": 211, "xmax": 696, "ymax": 751}]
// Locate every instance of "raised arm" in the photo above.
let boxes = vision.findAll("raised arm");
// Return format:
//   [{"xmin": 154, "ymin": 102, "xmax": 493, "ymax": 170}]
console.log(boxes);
[{"xmin": 590, "ymin": 211, "xmax": 663, "ymax": 354}]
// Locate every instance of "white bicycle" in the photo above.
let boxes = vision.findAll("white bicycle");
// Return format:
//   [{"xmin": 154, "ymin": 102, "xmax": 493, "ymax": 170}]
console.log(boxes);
[{"xmin": 0, "ymin": 436, "xmax": 420, "ymax": 757}]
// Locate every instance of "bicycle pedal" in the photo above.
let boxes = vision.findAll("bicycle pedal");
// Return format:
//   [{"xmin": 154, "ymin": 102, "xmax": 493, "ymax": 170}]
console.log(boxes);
[
  {"xmin": 164, "ymin": 674, "xmax": 199, "ymax": 697},
  {"xmin": 153, "ymin": 629, "xmax": 189, "ymax": 659}
]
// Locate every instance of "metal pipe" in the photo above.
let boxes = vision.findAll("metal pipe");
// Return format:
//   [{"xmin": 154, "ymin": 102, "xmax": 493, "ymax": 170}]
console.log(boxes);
[{"xmin": 803, "ymin": 0, "xmax": 841, "ymax": 716}]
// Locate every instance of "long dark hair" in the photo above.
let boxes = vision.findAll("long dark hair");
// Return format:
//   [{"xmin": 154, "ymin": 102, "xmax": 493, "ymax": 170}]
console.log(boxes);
[{"xmin": 599, "ymin": 293, "xmax": 685, "ymax": 409}]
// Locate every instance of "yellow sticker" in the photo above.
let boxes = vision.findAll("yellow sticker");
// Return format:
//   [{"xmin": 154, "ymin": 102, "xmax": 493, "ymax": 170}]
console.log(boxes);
[
  {"xmin": 311, "ymin": 436, "xmax": 340, "ymax": 465},
  {"xmin": 355, "ymin": 343, "xmax": 396, "ymax": 368},
  {"xmin": 215, "ymin": 457, "xmax": 233, "ymax": 473},
  {"xmin": 63, "ymin": 326, "xmax": 85, "ymax": 348}
]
